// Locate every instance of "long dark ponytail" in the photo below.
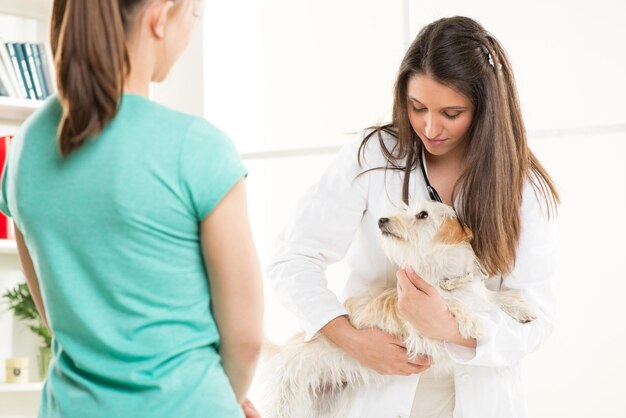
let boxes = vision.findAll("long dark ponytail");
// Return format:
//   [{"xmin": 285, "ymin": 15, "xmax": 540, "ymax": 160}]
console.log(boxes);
[{"xmin": 51, "ymin": 0, "xmax": 145, "ymax": 157}]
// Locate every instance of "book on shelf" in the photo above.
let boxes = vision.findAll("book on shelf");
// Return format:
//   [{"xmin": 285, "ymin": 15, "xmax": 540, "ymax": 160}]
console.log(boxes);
[
  {"xmin": 6, "ymin": 41, "xmax": 36, "ymax": 100},
  {"xmin": 31, "ymin": 44, "xmax": 51, "ymax": 98},
  {"xmin": 23, "ymin": 43, "xmax": 46, "ymax": 100},
  {"xmin": 0, "ymin": 38, "xmax": 55, "ymax": 101},
  {"xmin": 3, "ymin": 40, "xmax": 28, "ymax": 99},
  {"xmin": 37, "ymin": 43, "xmax": 55, "ymax": 95},
  {"xmin": 0, "ymin": 38, "xmax": 22, "ymax": 98},
  {"xmin": 0, "ymin": 55, "xmax": 11, "ymax": 97},
  {"xmin": 0, "ymin": 135, "xmax": 13, "ymax": 239}
]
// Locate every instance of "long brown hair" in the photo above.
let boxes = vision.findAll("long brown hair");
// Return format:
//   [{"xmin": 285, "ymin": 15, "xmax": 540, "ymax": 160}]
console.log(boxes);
[
  {"xmin": 360, "ymin": 16, "xmax": 559, "ymax": 276},
  {"xmin": 51, "ymin": 0, "xmax": 147, "ymax": 157}
]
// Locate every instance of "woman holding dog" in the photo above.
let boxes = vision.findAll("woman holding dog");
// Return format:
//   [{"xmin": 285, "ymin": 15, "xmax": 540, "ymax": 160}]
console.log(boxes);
[
  {"xmin": 0, "ymin": 0, "xmax": 263, "ymax": 417},
  {"xmin": 268, "ymin": 16, "xmax": 559, "ymax": 418}
]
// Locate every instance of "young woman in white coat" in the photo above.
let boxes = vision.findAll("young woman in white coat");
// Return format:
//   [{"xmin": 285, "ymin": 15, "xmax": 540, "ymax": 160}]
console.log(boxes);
[{"xmin": 267, "ymin": 16, "xmax": 560, "ymax": 418}]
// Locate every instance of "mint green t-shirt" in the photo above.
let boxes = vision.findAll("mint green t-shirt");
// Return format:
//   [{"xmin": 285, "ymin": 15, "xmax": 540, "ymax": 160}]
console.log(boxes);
[{"xmin": 0, "ymin": 95, "xmax": 247, "ymax": 418}]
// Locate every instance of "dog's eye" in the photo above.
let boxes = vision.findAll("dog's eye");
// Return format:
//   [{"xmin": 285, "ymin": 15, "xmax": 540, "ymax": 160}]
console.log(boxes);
[{"xmin": 416, "ymin": 211, "xmax": 429, "ymax": 219}]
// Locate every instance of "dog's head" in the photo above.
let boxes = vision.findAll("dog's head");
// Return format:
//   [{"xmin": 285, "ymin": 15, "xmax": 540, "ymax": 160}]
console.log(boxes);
[{"xmin": 378, "ymin": 200, "xmax": 473, "ymax": 273}]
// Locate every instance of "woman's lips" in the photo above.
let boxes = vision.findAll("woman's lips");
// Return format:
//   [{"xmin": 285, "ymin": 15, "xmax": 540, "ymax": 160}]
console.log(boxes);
[{"xmin": 425, "ymin": 137, "xmax": 447, "ymax": 146}]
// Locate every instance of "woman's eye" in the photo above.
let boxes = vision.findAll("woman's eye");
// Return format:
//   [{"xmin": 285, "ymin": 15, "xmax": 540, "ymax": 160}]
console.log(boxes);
[
  {"xmin": 416, "ymin": 211, "xmax": 429, "ymax": 219},
  {"xmin": 412, "ymin": 107, "xmax": 426, "ymax": 113},
  {"xmin": 444, "ymin": 113, "xmax": 461, "ymax": 120}
]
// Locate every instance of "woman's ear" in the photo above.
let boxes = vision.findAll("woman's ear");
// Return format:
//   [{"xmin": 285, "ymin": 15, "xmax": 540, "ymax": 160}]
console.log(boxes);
[
  {"xmin": 148, "ymin": 0, "xmax": 174, "ymax": 39},
  {"xmin": 434, "ymin": 216, "xmax": 474, "ymax": 245}
]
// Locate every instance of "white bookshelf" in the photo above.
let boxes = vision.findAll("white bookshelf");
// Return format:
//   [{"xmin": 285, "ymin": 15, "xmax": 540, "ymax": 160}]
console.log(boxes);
[
  {"xmin": 0, "ymin": 238, "xmax": 17, "ymax": 254},
  {"xmin": 0, "ymin": 382, "xmax": 44, "ymax": 393},
  {"xmin": 0, "ymin": 2, "xmax": 50, "ymax": 417},
  {"xmin": 0, "ymin": 96, "xmax": 42, "ymax": 121}
]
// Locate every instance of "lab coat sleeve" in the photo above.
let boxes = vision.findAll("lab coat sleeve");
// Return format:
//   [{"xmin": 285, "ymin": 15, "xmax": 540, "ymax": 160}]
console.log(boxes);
[
  {"xmin": 444, "ymin": 178, "xmax": 559, "ymax": 367},
  {"xmin": 267, "ymin": 132, "xmax": 371, "ymax": 341}
]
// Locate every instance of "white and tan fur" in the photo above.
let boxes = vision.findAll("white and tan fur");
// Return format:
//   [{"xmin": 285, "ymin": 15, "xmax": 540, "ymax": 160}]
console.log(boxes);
[{"xmin": 259, "ymin": 200, "xmax": 538, "ymax": 418}]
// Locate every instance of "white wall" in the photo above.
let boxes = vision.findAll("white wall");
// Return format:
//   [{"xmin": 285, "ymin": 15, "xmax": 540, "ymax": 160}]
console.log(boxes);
[
  {"xmin": 202, "ymin": 0, "xmax": 408, "ymax": 153},
  {"xmin": 526, "ymin": 132, "xmax": 626, "ymax": 418}
]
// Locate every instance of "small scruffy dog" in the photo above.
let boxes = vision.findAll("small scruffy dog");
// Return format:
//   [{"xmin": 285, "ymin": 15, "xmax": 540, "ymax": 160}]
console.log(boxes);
[{"xmin": 260, "ymin": 200, "xmax": 538, "ymax": 418}]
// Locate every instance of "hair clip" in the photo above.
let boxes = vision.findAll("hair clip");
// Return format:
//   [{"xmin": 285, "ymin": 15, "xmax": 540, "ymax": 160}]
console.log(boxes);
[{"xmin": 487, "ymin": 52, "xmax": 503, "ymax": 70}]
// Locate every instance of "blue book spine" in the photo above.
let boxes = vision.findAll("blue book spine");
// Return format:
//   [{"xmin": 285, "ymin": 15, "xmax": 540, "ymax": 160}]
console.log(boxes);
[
  {"xmin": 4, "ymin": 42, "xmax": 28, "ymax": 99},
  {"xmin": 22, "ymin": 43, "xmax": 44, "ymax": 100},
  {"xmin": 31, "ymin": 44, "xmax": 49, "ymax": 98}
]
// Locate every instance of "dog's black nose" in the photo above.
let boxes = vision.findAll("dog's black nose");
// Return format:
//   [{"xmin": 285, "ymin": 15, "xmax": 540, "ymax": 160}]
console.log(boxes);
[{"xmin": 378, "ymin": 218, "xmax": 389, "ymax": 228}]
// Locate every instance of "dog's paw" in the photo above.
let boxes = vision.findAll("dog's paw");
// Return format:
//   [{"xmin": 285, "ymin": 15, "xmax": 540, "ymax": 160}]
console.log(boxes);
[
  {"xmin": 439, "ymin": 279, "xmax": 457, "ymax": 291},
  {"xmin": 439, "ymin": 274, "xmax": 472, "ymax": 291},
  {"xmin": 506, "ymin": 305, "xmax": 538, "ymax": 323},
  {"xmin": 494, "ymin": 290, "xmax": 539, "ymax": 324},
  {"xmin": 519, "ymin": 316, "xmax": 536, "ymax": 324},
  {"xmin": 446, "ymin": 299, "xmax": 484, "ymax": 339}
]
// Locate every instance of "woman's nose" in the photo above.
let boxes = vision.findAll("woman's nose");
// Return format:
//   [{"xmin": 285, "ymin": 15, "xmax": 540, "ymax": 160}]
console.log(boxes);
[{"xmin": 425, "ymin": 114, "xmax": 442, "ymax": 139}]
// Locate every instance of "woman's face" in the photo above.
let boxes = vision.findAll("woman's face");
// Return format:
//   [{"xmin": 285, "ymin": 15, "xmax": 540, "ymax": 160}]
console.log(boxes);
[{"xmin": 406, "ymin": 73, "xmax": 474, "ymax": 160}]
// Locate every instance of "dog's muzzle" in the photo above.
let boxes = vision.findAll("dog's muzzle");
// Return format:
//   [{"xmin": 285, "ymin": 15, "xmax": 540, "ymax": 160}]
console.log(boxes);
[{"xmin": 378, "ymin": 217, "xmax": 401, "ymax": 239}]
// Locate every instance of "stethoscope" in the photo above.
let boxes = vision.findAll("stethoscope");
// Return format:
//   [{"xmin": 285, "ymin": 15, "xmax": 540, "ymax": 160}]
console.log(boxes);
[
  {"xmin": 418, "ymin": 150, "xmax": 443, "ymax": 203},
  {"xmin": 401, "ymin": 145, "xmax": 444, "ymax": 205}
]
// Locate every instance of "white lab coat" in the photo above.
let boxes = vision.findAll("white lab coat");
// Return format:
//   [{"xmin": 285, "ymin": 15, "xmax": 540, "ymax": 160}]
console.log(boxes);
[{"xmin": 267, "ymin": 130, "xmax": 559, "ymax": 418}]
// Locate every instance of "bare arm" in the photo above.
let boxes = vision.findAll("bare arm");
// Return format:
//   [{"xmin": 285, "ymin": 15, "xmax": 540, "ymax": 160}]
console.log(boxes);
[
  {"xmin": 14, "ymin": 224, "xmax": 50, "ymax": 332},
  {"xmin": 321, "ymin": 316, "xmax": 431, "ymax": 375},
  {"xmin": 200, "ymin": 179, "xmax": 264, "ymax": 403}
]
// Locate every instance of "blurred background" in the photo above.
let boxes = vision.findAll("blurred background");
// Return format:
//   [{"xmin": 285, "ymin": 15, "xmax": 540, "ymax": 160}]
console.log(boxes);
[{"xmin": 0, "ymin": 0, "xmax": 625, "ymax": 417}]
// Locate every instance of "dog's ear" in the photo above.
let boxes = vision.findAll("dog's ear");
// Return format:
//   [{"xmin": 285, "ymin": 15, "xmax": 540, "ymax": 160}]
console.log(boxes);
[{"xmin": 434, "ymin": 216, "xmax": 474, "ymax": 245}]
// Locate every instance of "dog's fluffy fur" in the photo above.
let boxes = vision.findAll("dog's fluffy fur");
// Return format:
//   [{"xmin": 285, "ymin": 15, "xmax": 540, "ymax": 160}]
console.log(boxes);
[{"xmin": 259, "ymin": 200, "xmax": 538, "ymax": 418}]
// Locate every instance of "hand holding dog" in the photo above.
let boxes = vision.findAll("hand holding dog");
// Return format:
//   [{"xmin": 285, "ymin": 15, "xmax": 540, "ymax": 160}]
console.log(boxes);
[
  {"xmin": 321, "ymin": 315, "xmax": 431, "ymax": 375},
  {"xmin": 349, "ymin": 327, "xmax": 432, "ymax": 376},
  {"xmin": 396, "ymin": 268, "xmax": 477, "ymax": 348}
]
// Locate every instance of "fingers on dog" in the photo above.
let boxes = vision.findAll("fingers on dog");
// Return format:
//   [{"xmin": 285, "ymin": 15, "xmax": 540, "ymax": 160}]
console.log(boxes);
[
  {"xmin": 387, "ymin": 356, "xmax": 422, "ymax": 376},
  {"xmin": 388, "ymin": 335, "xmax": 407, "ymax": 348},
  {"xmin": 407, "ymin": 363, "xmax": 430, "ymax": 374},
  {"xmin": 389, "ymin": 342, "xmax": 409, "ymax": 357},
  {"xmin": 404, "ymin": 268, "xmax": 434, "ymax": 294},
  {"xmin": 376, "ymin": 328, "xmax": 406, "ymax": 347},
  {"xmin": 396, "ymin": 270, "xmax": 411, "ymax": 293},
  {"xmin": 410, "ymin": 354, "xmax": 433, "ymax": 366},
  {"xmin": 396, "ymin": 361, "xmax": 428, "ymax": 375}
]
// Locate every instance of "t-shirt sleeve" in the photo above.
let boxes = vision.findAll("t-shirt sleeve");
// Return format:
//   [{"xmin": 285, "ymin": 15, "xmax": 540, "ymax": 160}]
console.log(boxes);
[
  {"xmin": 179, "ymin": 118, "xmax": 248, "ymax": 221},
  {"xmin": 0, "ymin": 159, "xmax": 11, "ymax": 218}
]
